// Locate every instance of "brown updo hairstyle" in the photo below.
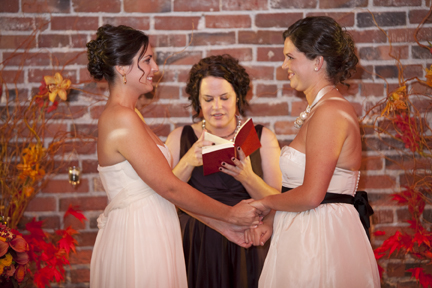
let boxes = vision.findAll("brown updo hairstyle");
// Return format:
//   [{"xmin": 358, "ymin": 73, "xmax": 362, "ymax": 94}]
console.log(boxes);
[
  {"xmin": 186, "ymin": 54, "xmax": 250, "ymax": 120},
  {"xmin": 86, "ymin": 24, "xmax": 149, "ymax": 84},
  {"xmin": 283, "ymin": 16, "xmax": 358, "ymax": 86}
]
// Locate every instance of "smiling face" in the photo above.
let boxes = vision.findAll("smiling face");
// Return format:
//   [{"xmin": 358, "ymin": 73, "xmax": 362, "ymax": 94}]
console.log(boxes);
[
  {"xmin": 282, "ymin": 38, "xmax": 316, "ymax": 92},
  {"xmin": 126, "ymin": 44, "xmax": 159, "ymax": 94},
  {"xmin": 199, "ymin": 76, "xmax": 238, "ymax": 135}
]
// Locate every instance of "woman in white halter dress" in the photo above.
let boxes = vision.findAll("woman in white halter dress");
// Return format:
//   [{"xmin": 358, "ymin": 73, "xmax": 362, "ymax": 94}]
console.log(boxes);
[
  {"xmin": 86, "ymin": 24, "xmax": 260, "ymax": 288},
  {"xmin": 222, "ymin": 16, "xmax": 380, "ymax": 287}
]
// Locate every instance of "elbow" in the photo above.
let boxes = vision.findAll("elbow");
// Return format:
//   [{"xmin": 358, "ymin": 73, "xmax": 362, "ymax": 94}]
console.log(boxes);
[{"xmin": 304, "ymin": 190, "xmax": 326, "ymax": 210}]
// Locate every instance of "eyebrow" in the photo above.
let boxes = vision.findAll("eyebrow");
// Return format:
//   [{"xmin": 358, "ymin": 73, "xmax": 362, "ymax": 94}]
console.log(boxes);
[{"xmin": 202, "ymin": 92, "xmax": 229, "ymax": 97}]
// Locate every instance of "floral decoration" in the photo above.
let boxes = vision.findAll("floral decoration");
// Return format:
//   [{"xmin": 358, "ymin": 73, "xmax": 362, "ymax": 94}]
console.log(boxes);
[{"xmin": 0, "ymin": 223, "xmax": 30, "ymax": 286}]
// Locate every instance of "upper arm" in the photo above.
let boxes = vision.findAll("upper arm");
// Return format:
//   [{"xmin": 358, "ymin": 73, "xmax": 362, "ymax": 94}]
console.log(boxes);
[
  {"xmin": 303, "ymin": 102, "xmax": 349, "ymax": 198},
  {"xmin": 115, "ymin": 110, "xmax": 182, "ymax": 194},
  {"xmin": 259, "ymin": 127, "xmax": 282, "ymax": 191},
  {"xmin": 165, "ymin": 126, "xmax": 183, "ymax": 168}
]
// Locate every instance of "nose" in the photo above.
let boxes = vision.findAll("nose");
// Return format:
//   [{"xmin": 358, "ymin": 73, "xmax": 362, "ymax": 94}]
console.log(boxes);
[
  {"xmin": 212, "ymin": 97, "xmax": 222, "ymax": 109},
  {"xmin": 281, "ymin": 59, "xmax": 289, "ymax": 70},
  {"xmin": 151, "ymin": 59, "xmax": 159, "ymax": 74}
]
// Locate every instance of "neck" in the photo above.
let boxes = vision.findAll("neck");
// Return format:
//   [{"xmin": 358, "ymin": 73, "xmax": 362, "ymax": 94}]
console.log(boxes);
[
  {"xmin": 304, "ymin": 83, "xmax": 335, "ymax": 106},
  {"xmin": 203, "ymin": 116, "xmax": 240, "ymax": 139}
]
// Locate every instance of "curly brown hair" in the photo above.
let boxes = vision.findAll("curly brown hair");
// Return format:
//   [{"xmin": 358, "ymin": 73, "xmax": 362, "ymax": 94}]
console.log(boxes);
[
  {"xmin": 283, "ymin": 16, "xmax": 358, "ymax": 86},
  {"xmin": 185, "ymin": 54, "xmax": 250, "ymax": 119}
]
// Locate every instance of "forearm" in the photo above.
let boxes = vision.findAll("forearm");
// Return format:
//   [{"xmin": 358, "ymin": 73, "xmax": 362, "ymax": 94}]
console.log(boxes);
[
  {"xmin": 172, "ymin": 158, "xmax": 195, "ymax": 182},
  {"xmin": 261, "ymin": 186, "xmax": 324, "ymax": 212},
  {"xmin": 241, "ymin": 173, "xmax": 281, "ymax": 199}
]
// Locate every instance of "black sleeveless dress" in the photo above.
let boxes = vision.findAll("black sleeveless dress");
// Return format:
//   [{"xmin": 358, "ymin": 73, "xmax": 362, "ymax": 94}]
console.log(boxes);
[{"xmin": 178, "ymin": 125, "xmax": 269, "ymax": 288}]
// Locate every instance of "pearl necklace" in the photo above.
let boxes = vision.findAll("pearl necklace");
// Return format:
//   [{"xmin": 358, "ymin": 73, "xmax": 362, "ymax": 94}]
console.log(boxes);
[
  {"xmin": 202, "ymin": 115, "xmax": 241, "ymax": 141},
  {"xmin": 294, "ymin": 85, "xmax": 336, "ymax": 128}
]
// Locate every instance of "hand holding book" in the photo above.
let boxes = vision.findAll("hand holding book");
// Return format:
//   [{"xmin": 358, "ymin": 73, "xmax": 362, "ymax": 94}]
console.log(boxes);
[{"xmin": 201, "ymin": 118, "xmax": 261, "ymax": 175}]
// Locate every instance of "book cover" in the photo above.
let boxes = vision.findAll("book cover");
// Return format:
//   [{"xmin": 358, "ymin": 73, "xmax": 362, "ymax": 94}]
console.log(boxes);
[{"xmin": 201, "ymin": 118, "xmax": 261, "ymax": 175}]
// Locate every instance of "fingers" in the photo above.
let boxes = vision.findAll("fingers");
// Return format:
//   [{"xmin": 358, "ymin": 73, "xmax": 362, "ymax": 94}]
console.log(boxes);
[
  {"xmin": 260, "ymin": 229, "xmax": 272, "ymax": 246},
  {"xmin": 236, "ymin": 146, "xmax": 246, "ymax": 161}
]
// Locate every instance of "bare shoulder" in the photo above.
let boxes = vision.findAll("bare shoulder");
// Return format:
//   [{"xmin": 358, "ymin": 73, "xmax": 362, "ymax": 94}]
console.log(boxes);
[
  {"xmin": 312, "ymin": 95, "xmax": 358, "ymax": 125},
  {"xmin": 260, "ymin": 126, "xmax": 279, "ymax": 148}
]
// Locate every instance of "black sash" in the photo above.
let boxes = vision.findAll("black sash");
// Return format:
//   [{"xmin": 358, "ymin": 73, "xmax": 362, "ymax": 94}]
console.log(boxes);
[{"xmin": 281, "ymin": 187, "xmax": 374, "ymax": 240}]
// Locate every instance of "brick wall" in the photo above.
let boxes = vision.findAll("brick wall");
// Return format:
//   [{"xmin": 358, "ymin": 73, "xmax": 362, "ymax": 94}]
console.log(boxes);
[{"xmin": 1, "ymin": 0, "xmax": 431, "ymax": 287}]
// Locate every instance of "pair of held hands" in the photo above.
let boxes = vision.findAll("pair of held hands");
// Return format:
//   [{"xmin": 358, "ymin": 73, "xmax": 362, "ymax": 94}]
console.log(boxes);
[{"xmin": 185, "ymin": 131, "xmax": 272, "ymax": 248}]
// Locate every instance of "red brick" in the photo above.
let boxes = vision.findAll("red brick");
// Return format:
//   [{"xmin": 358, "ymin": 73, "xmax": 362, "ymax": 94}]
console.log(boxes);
[
  {"xmin": 360, "ymin": 156, "xmax": 384, "ymax": 171},
  {"xmin": 410, "ymin": 82, "xmax": 432, "ymax": 96},
  {"xmin": 257, "ymin": 47, "xmax": 284, "ymax": 62},
  {"xmin": 403, "ymin": 65, "xmax": 423, "ymax": 80},
  {"xmin": 255, "ymin": 13, "xmax": 302, "ymax": 28},
  {"xmin": 1, "ymin": 70, "xmax": 24, "ymax": 84},
  {"xmin": 191, "ymin": 32, "xmax": 236, "ymax": 46},
  {"xmin": 102, "ymin": 17, "xmax": 150, "ymax": 30},
  {"xmin": 387, "ymin": 263, "xmax": 406, "ymax": 277},
  {"xmin": 320, "ymin": 0, "xmax": 367, "ymax": 8},
  {"xmin": 371, "ymin": 209, "xmax": 394, "ymax": 224},
  {"xmin": 360, "ymin": 83, "xmax": 385, "ymax": 97},
  {"xmin": 26, "ymin": 196, "xmax": 56, "ymax": 212},
  {"xmin": 3, "ymin": 52, "xmax": 51, "ymax": 66},
  {"xmin": 0, "ymin": 0, "xmax": 19, "ymax": 12},
  {"xmin": 0, "ymin": 17, "xmax": 34, "ymax": 31},
  {"xmin": 149, "ymin": 124, "xmax": 171, "ymax": 137},
  {"xmin": 368, "ymin": 193, "xmax": 396, "ymax": 207},
  {"xmin": 42, "ymin": 179, "xmax": 89, "ymax": 193},
  {"xmin": 271, "ymin": 0, "xmax": 316, "ymax": 9},
  {"xmin": 276, "ymin": 67, "xmax": 289, "ymax": 81},
  {"xmin": 75, "ymin": 231, "xmax": 98, "ymax": 246},
  {"xmin": 245, "ymin": 103, "xmax": 289, "ymax": 117},
  {"xmin": 64, "ymin": 214, "xmax": 86, "ymax": 230},
  {"xmin": 374, "ymin": 0, "xmax": 421, "ymax": 6},
  {"xmin": 38, "ymin": 34, "xmax": 70, "ymax": 48},
  {"xmin": 396, "ymin": 208, "xmax": 412, "ymax": 223},
  {"xmin": 155, "ymin": 16, "xmax": 200, "ymax": 30},
  {"xmin": 337, "ymin": 83, "xmax": 359, "ymax": 97},
  {"xmin": 35, "ymin": 17, "xmax": 50, "ymax": 31},
  {"xmin": 400, "ymin": 173, "xmax": 432, "ymax": 187},
  {"xmin": 291, "ymin": 100, "xmax": 307, "ymax": 116},
  {"xmin": 70, "ymin": 268, "xmax": 90, "ymax": 283},
  {"xmin": 177, "ymin": 69, "xmax": 191, "ymax": 83},
  {"xmin": 358, "ymin": 175, "xmax": 396, "ymax": 189},
  {"xmin": 28, "ymin": 69, "xmax": 77, "ymax": 84},
  {"xmin": 51, "ymin": 51, "xmax": 87, "ymax": 66},
  {"xmin": 409, "ymin": 10, "xmax": 432, "ymax": 24},
  {"xmin": 149, "ymin": 34, "xmax": 187, "ymax": 48},
  {"xmin": 208, "ymin": 48, "xmax": 253, "ymax": 62},
  {"xmin": 22, "ymin": 0, "xmax": 71, "ymax": 13},
  {"xmin": 139, "ymin": 103, "xmax": 191, "ymax": 118},
  {"xmin": 72, "ymin": 0, "xmax": 120, "ymax": 12},
  {"xmin": 281, "ymin": 84, "xmax": 304, "ymax": 97},
  {"xmin": 221, "ymin": 0, "xmax": 268, "ymax": 10},
  {"xmin": 71, "ymin": 34, "xmax": 89, "ymax": 49},
  {"xmin": 0, "ymin": 35, "xmax": 36, "ymax": 49},
  {"xmin": 351, "ymin": 65, "xmax": 373, "ymax": 80},
  {"xmin": 357, "ymin": 12, "xmax": 406, "ymax": 28},
  {"xmin": 350, "ymin": 30, "xmax": 387, "ymax": 44},
  {"xmin": 90, "ymin": 105, "xmax": 105, "ymax": 119},
  {"xmin": 152, "ymin": 70, "xmax": 176, "ymax": 83},
  {"xmin": 239, "ymin": 30, "xmax": 285, "ymax": 45},
  {"xmin": 157, "ymin": 51, "xmax": 203, "ymax": 66},
  {"xmin": 70, "ymin": 249, "xmax": 92, "ymax": 265},
  {"xmin": 39, "ymin": 215, "xmax": 61, "ymax": 230},
  {"xmin": 274, "ymin": 121, "xmax": 298, "ymax": 135},
  {"xmin": 60, "ymin": 196, "xmax": 107, "ymax": 211},
  {"xmin": 51, "ymin": 16, "xmax": 98, "ymax": 31},
  {"xmin": 388, "ymin": 28, "xmax": 432, "ymax": 43},
  {"xmin": 63, "ymin": 141, "xmax": 97, "ymax": 156},
  {"xmin": 175, "ymin": 0, "xmax": 219, "ymax": 11},
  {"xmin": 256, "ymin": 84, "xmax": 278, "ymax": 98},
  {"xmin": 124, "ymin": 0, "xmax": 171, "ymax": 13},
  {"xmin": 154, "ymin": 85, "xmax": 180, "ymax": 100},
  {"xmin": 244, "ymin": 66, "xmax": 274, "ymax": 81},
  {"xmin": 81, "ymin": 159, "xmax": 97, "ymax": 174},
  {"xmin": 306, "ymin": 12, "xmax": 355, "ymax": 27},
  {"xmin": 206, "ymin": 15, "xmax": 251, "ymax": 29},
  {"xmin": 359, "ymin": 46, "xmax": 409, "ymax": 61}
]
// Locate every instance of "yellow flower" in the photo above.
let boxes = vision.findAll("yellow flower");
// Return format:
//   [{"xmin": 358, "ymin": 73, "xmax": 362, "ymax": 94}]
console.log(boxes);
[
  {"xmin": 17, "ymin": 144, "xmax": 46, "ymax": 182},
  {"xmin": 23, "ymin": 186, "xmax": 34, "ymax": 197},
  {"xmin": 425, "ymin": 65, "xmax": 432, "ymax": 87},
  {"xmin": 381, "ymin": 85, "xmax": 408, "ymax": 116},
  {"xmin": 0, "ymin": 253, "xmax": 13, "ymax": 267},
  {"xmin": 44, "ymin": 72, "xmax": 71, "ymax": 102}
]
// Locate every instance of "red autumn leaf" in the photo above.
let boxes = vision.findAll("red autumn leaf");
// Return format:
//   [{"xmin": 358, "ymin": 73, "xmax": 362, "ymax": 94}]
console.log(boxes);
[
  {"xmin": 374, "ymin": 230, "xmax": 386, "ymax": 236},
  {"xmin": 46, "ymin": 100, "xmax": 58, "ymax": 113},
  {"xmin": 57, "ymin": 233, "xmax": 78, "ymax": 255},
  {"xmin": 64, "ymin": 204, "xmax": 87, "ymax": 223},
  {"xmin": 392, "ymin": 193, "xmax": 408, "ymax": 204}
]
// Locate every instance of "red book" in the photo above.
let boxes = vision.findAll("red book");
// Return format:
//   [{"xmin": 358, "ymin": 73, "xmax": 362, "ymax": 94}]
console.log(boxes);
[{"xmin": 202, "ymin": 118, "xmax": 261, "ymax": 175}]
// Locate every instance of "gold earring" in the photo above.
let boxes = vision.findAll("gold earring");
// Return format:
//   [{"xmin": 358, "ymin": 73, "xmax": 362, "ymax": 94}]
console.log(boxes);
[{"xmin": 122, "ymin": 74, "xmax": 127, "ymax": 84}]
